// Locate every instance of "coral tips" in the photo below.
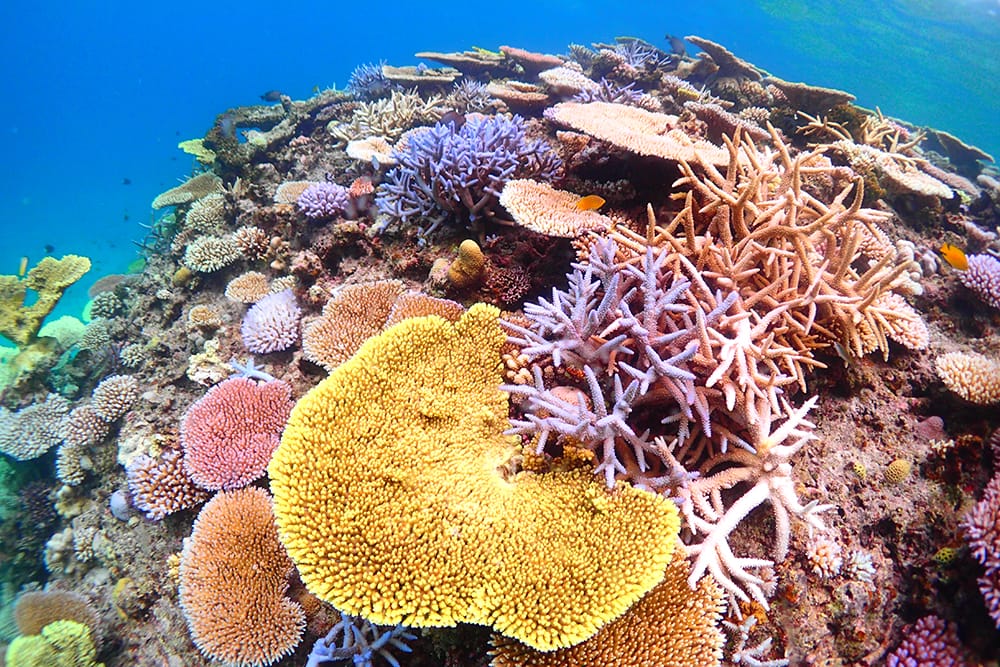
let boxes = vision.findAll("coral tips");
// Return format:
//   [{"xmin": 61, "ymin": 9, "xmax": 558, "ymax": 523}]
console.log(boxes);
[
  {"xmin": 575, "ymin": 194, "xmax": 606, "ymax": 211},
  {"xmin": 939, "ymin": 243, "xmax": 968, "ymax": 270}
]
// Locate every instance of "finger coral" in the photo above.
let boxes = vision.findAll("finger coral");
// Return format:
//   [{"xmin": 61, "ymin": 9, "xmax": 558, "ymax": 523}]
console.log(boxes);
[
  {"xmin": 0, "ymin": 255, "xmax": 91, "ymax": 347},
  {"xmin": 181, "ymin": 377, "xmax": 294, "ymax": 490},
  {"xmin": 489, "ymin": 545, "xmax": 725, "ymax": 667},
  {"xmin": 179, "ymin": 487, "xmax": 305, "ymax": 667},
  {"xmin": 269, "ymin": 303, "xmax": 681, "ymax": 651}
]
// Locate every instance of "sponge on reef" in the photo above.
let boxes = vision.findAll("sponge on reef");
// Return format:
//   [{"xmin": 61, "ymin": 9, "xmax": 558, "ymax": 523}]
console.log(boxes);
[
  {"xmin": 0, "ymin": 255, "xmax": 91, "ymax": 347},
  {"xmin": 269, "ymin": 302, "xmax": 681, "ymax": 651}
]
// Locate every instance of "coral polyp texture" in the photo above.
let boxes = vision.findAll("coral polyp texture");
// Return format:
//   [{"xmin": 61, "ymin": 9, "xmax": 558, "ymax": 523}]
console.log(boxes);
[
  {"xmin": 269, "ymin": 304, "xmax": 682, "ymax": 651},
  {"xmin": 13, "ymin": 30, "xmax": 1000, "ymax": 667},
  {"xmin": 180, "ymin": 377, "xmax": 294, "ymax": 490},
  {"xmin": 179, "ymin": 487, "xmax": 305, "ymax": 667}
]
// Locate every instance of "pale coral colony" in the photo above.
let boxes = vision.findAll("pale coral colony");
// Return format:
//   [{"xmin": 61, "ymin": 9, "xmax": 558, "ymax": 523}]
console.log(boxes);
[{"xmin": 2, "ymin": 32, "xmax": 1000, "ymax": 667}]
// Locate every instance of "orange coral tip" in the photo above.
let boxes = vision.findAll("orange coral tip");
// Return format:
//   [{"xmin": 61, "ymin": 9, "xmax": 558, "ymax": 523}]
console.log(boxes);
[
  {"xmin": 939, "ymin": 243, "xmax": 968, "ymax": 270},
  {"xmin": 575, "ymin": 194, "xmax": 606, "ymax": 211}
]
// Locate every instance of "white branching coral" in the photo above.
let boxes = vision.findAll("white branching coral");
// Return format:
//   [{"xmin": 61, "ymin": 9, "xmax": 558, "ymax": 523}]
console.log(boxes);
[{"xmin": 678, "ymin": 396, "xmax": 833, "ymax": 606}]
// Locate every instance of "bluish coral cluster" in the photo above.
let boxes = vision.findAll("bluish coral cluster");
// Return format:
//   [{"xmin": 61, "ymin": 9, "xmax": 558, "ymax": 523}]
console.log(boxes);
[
  {"xmin": 573, "ymin": 79, "xmax": 649, "ymax": 107},
  {"xmin": 305, "ymin": 614, "xmax": 415, "ymax": 667},
  {"xmin": 375, "ymin": 114, "xmax": 562, "ymax": 234},
  {"xmin": 297, "ymin": 182, "xmax": 350, "ymax": 220},
  {"xmin": 346, "ymin": 61, "xmax": 392, "ymax": 101},
  {"xmin": 959, "ymin": 253, "xmax": 1000, "ymax": 310}
]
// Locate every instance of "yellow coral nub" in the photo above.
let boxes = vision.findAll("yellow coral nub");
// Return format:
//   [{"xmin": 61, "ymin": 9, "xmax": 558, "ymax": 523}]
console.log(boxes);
[
  {"xmin": 447, "ymin": 239, "xmax": 486, "ymax": 288},
  {"xmin": 269, "ymin": 303, "xmax": 681, "ymax": 650}
]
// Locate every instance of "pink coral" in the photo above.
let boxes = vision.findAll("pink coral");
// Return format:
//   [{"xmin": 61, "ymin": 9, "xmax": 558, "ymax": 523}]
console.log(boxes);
[
  {"xmin": 181, "ymin": 378, "xmax": 294, "ymax": 491},
  {"xmin": 885, "ymin": 615, "xmax": 972, "ymax": 666},
  {"xmin": 959, "ymin": 253, "xmax": 1000, "ymax": 310}
]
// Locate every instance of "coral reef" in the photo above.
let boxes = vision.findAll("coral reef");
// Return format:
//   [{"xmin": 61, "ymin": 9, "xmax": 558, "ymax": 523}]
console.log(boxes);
[{"xmin": 7, "ymin": 31, "xmax": 1000, "ymax": 667}]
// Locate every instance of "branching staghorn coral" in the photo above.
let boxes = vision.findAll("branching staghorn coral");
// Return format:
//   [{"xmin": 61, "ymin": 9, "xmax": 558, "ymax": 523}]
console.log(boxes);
[
  {"xmin": 677, "ymin": 396, "xmax": 833, "ymax": 606},
  {"xmin": 376, "ymin": 114, "xmax": 562, "ymax": 234},
  {"xmin": 502, "ymin": 236, "xmax": 734, "ymax": 484}
]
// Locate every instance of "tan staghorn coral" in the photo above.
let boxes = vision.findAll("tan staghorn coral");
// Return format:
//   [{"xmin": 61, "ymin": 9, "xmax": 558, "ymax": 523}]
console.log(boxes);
[
  {"xmin": 0, "ymin": 255, "xmax": 91, "ymax": 347},
  {"xmin": 499, "ymin": 179, "xmax": 612, "ymax": 238},
  {"xmin": 489, "ymin": 545, "xmax": 725, "ymax": 666},
  {"xmin": 269, "ymin": 304, "xmax": 681, "ymax": 650},
  {"xmin": 179, "ymin": 487, "xmax": 305, "ymax": 666},
  {"xmin": 301, "ymin": 279, "xmax": 406, "ymax": 371},
  {"xmin": 936, "ymin": 351, "xmax": 1000, "ymax": 405},
  {"xmin": 545, "ymin": 101, "xmax": 730, "ymax": 166}
]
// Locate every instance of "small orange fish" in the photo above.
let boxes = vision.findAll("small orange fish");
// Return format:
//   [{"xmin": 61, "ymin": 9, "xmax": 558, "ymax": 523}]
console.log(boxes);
[
  {"xmin": 575, "ymin": 194, "xmax": 606, "ymax": 212},
  {"xmin": 939, "ymin": 243, "xmax": 968, "ymax": 270},
  {"xmin": 18, "ymin": 256, "xmax": 28, "ymax": 278}
]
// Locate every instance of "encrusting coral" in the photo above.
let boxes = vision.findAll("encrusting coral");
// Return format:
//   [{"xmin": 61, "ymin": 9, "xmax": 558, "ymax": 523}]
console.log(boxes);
[
  {"xmin": 269, "ymin": 303, "xmax": 682, "ymax": 651},
  {"xmin": 0, "ymin": 255, "xmax": 91, "ymax": 347}
]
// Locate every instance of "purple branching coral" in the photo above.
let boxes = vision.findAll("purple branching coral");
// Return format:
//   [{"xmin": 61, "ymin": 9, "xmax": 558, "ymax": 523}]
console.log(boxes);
[
  {"xmin": 298, "ymin": 182, "xmax": 350, "ymax": 220},
  {"xmin": 885, "ymin": 615, "xmax": 973, "ymax": 667},
  {"xmin": 375, "ymin": 114, "xmax": 562, "ymax": 235},
  {"xmin": 503, "ymin": 238, "xmax": 731, "ymax": 462},
  {"xmin": 961, "ymin": 429, "xmax": 1000, "ymax": 627},
  {"xmin": 305, "ymin": 614, "xmax": 415, "ymax": 667},
  {"xmin": 347, "ymin": 61, "xmax": 392, "ymax": 101},
  {"xmin": 573, "ymin": 79, "xmax": 649, "ymax": 107},
  {"xmin": 959, "ymin": 253, "xmax": 1000, "ymax": 310}
]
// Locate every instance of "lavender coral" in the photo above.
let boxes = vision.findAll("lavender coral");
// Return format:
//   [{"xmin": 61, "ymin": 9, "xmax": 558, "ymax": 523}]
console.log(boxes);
[
  {"xmin": 297, "ymin": 182, "xmax": 350, "ymax": 220},
  {"xmin": 885, "ymin": 616, "xmax": 972, "ymax": 666},
  {"xmin": 375, "ymin": 114, "xmax": 562, "ymax": 234},
  {"xmin": 962, "ymin": 434, "xmax": 1000, "ymax": 627},
  {"xmin": 241, "ymin": 289, "xmax": 301, "ymax": 354},
  {"xmin": 958, "ymin": 253, "xmax": 1000, "ymax": 309},
  {"xmin": 503, "ymin": 237, "xmax": 727, "ymax": 487}
]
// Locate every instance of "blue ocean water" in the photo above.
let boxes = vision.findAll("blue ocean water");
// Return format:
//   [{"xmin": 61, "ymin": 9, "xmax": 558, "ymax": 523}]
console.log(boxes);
[{"xmin": 1, "ymin": 0, "xmax": 997, "ymax": 323}]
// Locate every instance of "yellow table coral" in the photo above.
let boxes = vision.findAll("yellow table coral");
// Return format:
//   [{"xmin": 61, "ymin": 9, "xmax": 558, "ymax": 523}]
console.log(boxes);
[
  {"xmin": 269, "ymin": 303, "xmax": 681, "ymax": 651},
  {"xmin": 0, "ymin": 255, "xmax": 90, "ymax": 347}
]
